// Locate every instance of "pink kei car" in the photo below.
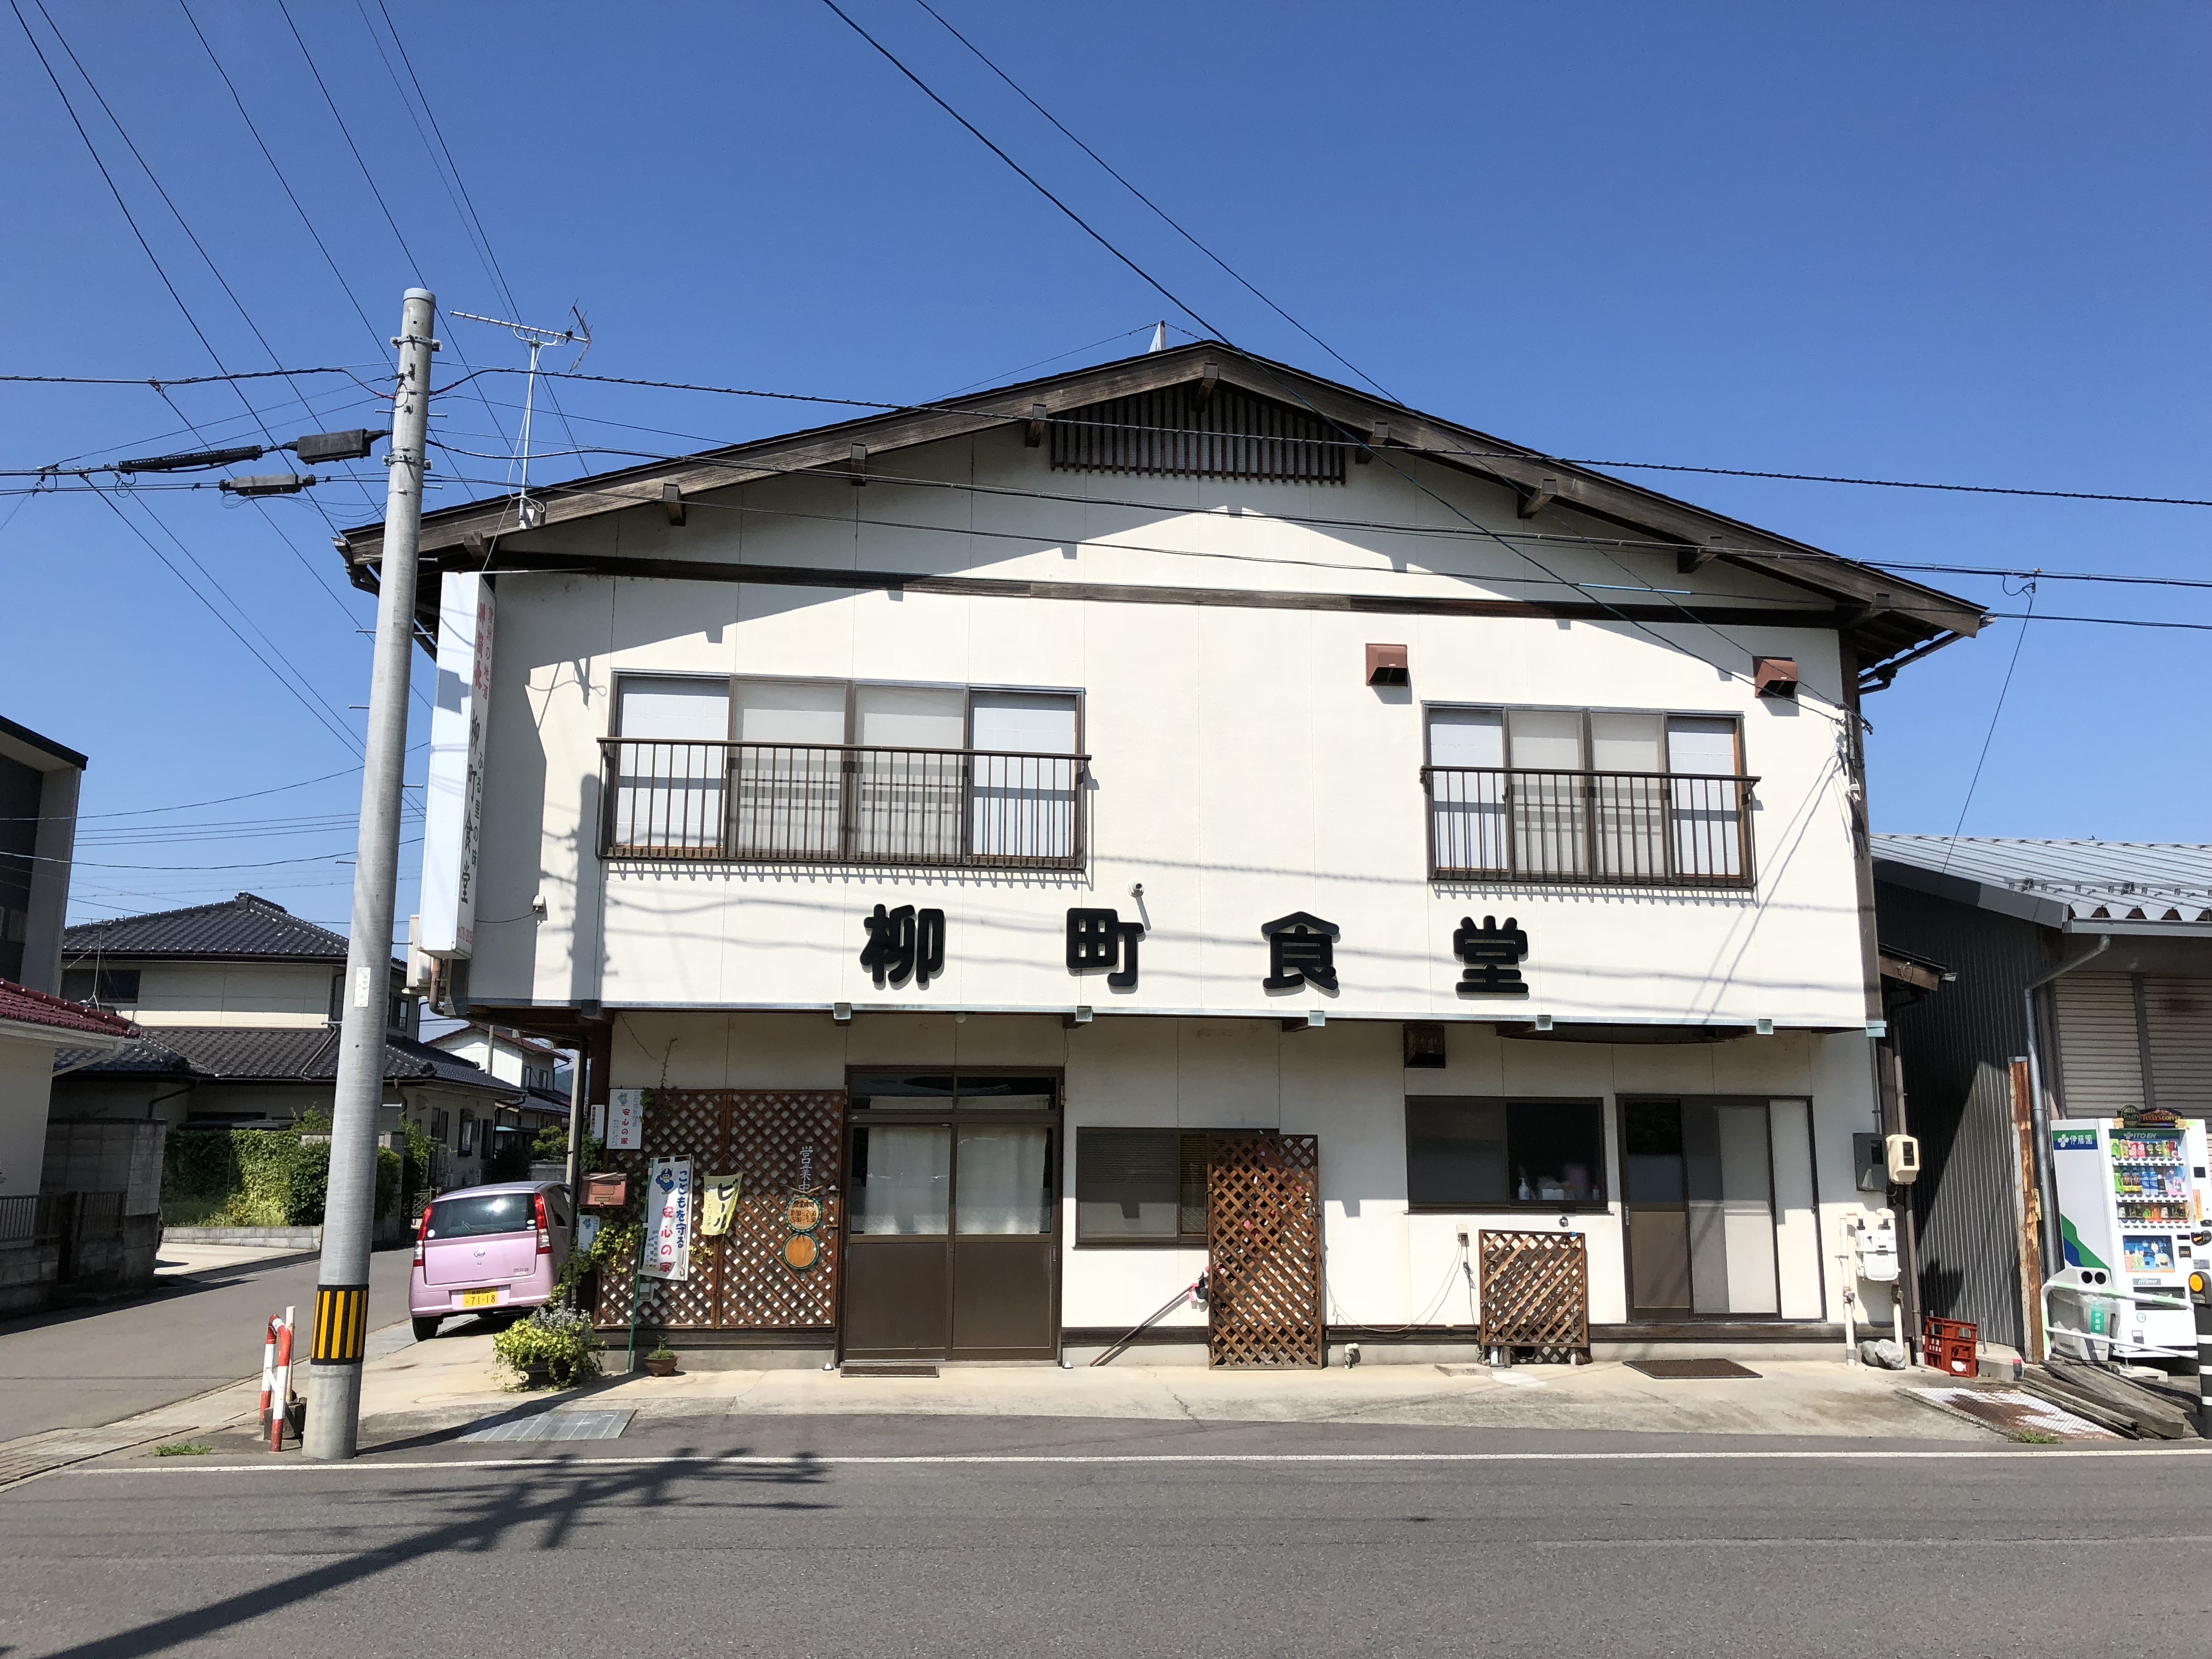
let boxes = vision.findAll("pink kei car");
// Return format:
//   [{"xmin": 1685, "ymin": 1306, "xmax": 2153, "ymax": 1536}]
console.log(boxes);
[{"xmin": 409, "ymin": 1181, "xmax": 574, "ymax": 1341}]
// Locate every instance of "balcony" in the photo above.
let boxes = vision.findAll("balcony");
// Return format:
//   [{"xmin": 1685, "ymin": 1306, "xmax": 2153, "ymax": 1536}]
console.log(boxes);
[
  {"xmin": 599, "ymin": 739, "xmax": 1088, "ymax": 871},
  {"xmin": 1424, "ymin": 765, "xmax": 1757, "ymax": 888}
]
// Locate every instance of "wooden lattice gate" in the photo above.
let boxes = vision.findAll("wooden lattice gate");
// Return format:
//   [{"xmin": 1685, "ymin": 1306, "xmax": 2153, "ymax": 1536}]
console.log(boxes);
[
  {"xmin": 1206, "ymin": 1134, "xmax": 1323, "ymax": 1368},
  {"xmin": 1478, "ymin": 1229, "xmax": 1589, "ymax": 1359},
  {"xmin": 594, "ymin": 1089, "xmax": 844, "ymax": 1334}
]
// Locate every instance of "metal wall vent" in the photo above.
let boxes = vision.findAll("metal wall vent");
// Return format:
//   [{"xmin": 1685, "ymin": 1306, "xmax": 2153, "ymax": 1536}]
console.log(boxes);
[{"xmin": 1049, "ymin": 381, "xmax": 1347, "ymax": 484}]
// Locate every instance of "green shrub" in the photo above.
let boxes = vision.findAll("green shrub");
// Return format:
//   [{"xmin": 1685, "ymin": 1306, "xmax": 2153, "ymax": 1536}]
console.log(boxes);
[
  {"xmin": 493, "ymin": 1305, "xmax": 600, "ymax": 1389},
  {"xmin": 160, "ymin": 1120, "xmax": 374, "ymax": 1227}
]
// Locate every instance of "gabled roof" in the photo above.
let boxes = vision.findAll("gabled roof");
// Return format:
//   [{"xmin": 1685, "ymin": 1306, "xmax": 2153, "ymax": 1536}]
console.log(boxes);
[
  {"xmin": 63, "ymin": 893, "xmax": 378, "ymax": 965},
  {"xmin": 0, "ymin": 979, "xmax": 137, "ymax": 1042},
  {"xmin": 52, "ymin": 1023, "xmax": 524, "ymax": 1097},
  {"xmin": 336, "ymin": 341, "xmax": 1984, "ymax": 690},
  {"xmin": 1874, "ymin": 836, "xmax": 2212, "ymax": 935}
]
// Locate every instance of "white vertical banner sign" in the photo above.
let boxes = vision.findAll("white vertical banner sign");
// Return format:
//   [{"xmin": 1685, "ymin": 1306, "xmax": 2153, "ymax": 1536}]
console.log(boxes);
[
  {"xmin": 607, "ymin": 1088, "xmax": 642, "ymax": 1151},
  {"xmin": 643, "ymin": 1157, "xmax": 693, "ymax": 1282},
  {"xmin": 420, "ymin": 572, "xmax": 495, "ymax": 957}
]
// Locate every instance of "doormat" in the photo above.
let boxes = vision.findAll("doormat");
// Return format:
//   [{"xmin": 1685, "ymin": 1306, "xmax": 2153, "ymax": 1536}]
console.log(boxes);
[
  {"xmin": 840, "ymin": 1362, "xmax": 939, "ymax": 1378},
  {"xmin": 1906, "ymin": 1386, "xmax": 2117, "ymax": 1442},
  {"xmin": 1626, "ymin": 1358, "xmax": 1761, "ymax": 1379},
  {"xmin": 459, "ymin": 1408, "xmax": 634, "ymax": 1444}
]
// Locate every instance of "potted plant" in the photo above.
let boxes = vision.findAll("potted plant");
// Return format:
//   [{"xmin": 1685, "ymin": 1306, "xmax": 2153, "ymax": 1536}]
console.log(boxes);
[
  {"xmin": 645, "ymin": 1343, "xmax": 679, "ymax": 1378},
  {"xmin": 492, "ymin": 1305, "xmax": 601, "ymax": 1391}
]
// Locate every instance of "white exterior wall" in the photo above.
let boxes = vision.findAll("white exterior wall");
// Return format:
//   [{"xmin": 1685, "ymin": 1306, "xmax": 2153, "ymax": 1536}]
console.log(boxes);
[
  {"xmin": 595, "ymin": 1009, "xmax": 1882, "ymax": 1331},
  {"xmin": 0, "ymin": 1034, "xmax": 58, "ymax": 1198},
  {"xmin": 464, "ymin": 426, "xmax": 1867, "ymax": 1031},
  {"xmin": 112, "ymin": 963, "xmax": 338, "ymax": 1029}
]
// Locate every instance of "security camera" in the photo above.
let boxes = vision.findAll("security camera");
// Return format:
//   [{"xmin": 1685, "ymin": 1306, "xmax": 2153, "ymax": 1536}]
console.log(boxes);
[{"xmin": 1128, "ymin": 882, "xmax": 1144, "ymax": 899}]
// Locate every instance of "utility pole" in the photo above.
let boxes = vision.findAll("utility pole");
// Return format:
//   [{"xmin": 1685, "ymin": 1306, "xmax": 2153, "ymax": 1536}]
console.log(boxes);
[{"xmin": 305, "ymin": 289, "xmax": 437, "ymax": 1461}]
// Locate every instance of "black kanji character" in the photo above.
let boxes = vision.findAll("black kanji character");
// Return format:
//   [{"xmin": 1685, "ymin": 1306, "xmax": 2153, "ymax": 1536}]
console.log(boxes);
[
  {"xmin": 1066, "ymin": 908, "xmax": 1143, "ymax": 990},
  {"xmin": 1453, "ymin": 914, "xmax": 1528, "ymax": 996},
  {"xmin": 1261, "ymin": 911, "xmax": 1340, "ymax": 993}
]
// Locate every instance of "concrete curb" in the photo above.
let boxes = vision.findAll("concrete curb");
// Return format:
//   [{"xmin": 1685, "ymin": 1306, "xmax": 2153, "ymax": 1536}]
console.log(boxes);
[{"xmin": 161, "ymin": 1227, "xmax": 321, "ymax": 1250}]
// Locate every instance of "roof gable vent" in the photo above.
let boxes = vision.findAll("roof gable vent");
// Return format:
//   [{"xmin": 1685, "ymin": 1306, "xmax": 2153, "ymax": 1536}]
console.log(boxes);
[{"xmin": 1050, "ymin": 379, "xmax": 1345, "ymax": 484}]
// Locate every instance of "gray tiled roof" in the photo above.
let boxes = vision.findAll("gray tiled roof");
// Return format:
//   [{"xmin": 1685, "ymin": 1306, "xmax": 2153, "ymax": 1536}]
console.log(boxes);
[
  {"xmin": 63, "ymin": 893, "xmax": 357, "ymax": 962},
  {"xmin": 1874, "ymin": 836, "xmax": 2212, "ymax": 928},
  {"xmin": 52, "ymin": 1024, "xmax": 523, "ymax": 1098}
]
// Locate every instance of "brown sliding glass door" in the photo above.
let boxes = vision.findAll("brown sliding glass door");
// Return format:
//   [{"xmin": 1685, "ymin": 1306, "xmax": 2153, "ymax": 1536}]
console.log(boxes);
[
  {"xmin": 1621, "ymin": 1097, "xmax": 1781, "ymax": 1319},
  {"xmin": 841, "ymin": 1071, "xmax": 1059, "ymax": 1361}
]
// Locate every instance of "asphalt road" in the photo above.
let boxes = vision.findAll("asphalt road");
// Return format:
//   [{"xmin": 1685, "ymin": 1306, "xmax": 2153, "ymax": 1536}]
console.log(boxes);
[
  {"xmin": 4, "ymin": 1415, "xmax": 2209, "ymax": 1658},
  {"xmin": 0, "ymin": 1246, "xmax": 413, "ymax": 1441}
]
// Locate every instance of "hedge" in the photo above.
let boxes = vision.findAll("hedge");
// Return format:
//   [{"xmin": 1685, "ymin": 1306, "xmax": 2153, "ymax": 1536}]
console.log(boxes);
[{"xmin": 161, "ymin": 1124, "xmax": 402, "ymax": 1228}]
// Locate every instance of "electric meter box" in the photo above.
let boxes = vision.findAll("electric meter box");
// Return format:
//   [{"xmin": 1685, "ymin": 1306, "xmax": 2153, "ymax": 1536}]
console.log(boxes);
[{"xmin": 2050, "ymin": 1117, "xmax": 2205, "ymax": 1358}]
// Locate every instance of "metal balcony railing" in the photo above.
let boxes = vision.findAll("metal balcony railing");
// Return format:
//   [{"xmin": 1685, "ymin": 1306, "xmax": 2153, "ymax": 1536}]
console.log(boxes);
[
  {"xmin": 1424, "ymin": 765, "xmax": 1758, "ymax": 888},
  {"xmin": 599, "ymin": 738, "xmax": 1088, "ymax": 871}
]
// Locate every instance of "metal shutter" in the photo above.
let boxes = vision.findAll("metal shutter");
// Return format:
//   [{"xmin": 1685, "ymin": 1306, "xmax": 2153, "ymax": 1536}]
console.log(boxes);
[
  {"xmin": 2145, "ymin": 976, "xmax": 2212, "ymax": 1113},
  {"xmin": 2053, "ymin": 973, "xmax": 2145, "ymax": 1115}
]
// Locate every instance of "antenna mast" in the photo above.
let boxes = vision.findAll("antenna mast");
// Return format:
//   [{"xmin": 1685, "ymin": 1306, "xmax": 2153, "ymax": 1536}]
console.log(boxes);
[{"xmin": 449, "ymin": 306, "xmax": 591, "ymax": 529}]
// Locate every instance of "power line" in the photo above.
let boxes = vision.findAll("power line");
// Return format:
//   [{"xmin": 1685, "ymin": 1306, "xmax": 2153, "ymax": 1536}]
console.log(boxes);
[
  {"xmin": 1940, "ymin": 583, "xmax": 2037, "ymax": 873},
  {"xmin": 0, "ymin": 368, "xmax": 375, "ymax": 388},
  {"xmin": 910, "ymin": 1, "xmax": 1401, "ymax": 404}
]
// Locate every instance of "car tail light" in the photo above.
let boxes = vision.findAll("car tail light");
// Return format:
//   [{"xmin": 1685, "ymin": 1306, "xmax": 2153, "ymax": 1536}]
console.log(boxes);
[
  {"xmin": 534, "ymin": 1192, "xmax": 551, "ymax": 1255},
  {"xmin": 414, "ymin": 1204, "xmax": 432, "ymax": 1268}
]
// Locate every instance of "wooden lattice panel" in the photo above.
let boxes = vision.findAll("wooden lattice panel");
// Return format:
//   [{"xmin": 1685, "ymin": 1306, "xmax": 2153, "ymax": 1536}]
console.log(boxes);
[
  {"xmin": 1479, "ymin": 1229, "xmax": 1589, "ymax": 1355},
  {"xmin": 594, "ymin": 1088, "xmax": 845, "ymax": 1332},
  {"xmin": 719, "ymin": 1091, "xmax": 843, "ymax": 1328},
  {"xmin": 1206, "ymin": 1134, "xmax": 1323, "ymax": 1368}
]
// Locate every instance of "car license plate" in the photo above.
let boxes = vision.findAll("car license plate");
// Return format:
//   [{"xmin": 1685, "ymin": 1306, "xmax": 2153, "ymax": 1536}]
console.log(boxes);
[{"xmin": 461, "ymin": 1289, "xmax": 499, "ymax": 1309}]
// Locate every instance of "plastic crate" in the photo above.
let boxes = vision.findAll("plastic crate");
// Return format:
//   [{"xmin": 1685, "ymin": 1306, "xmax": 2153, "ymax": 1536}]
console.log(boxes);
[
  {"xmin": 1927, "ymin": 1337, "xmax": 1977, "ymax": 1376},
  {"xmin": 1923, "ymin": 1314, "xmax": 1979, "ymax": 1376}
]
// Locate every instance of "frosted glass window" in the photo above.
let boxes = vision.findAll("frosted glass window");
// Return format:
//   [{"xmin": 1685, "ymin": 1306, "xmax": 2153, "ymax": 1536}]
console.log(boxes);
[
  {"xmin": 613, "ymin": 678, "xmax": 729, "ymax": 851},
  {"xmin": 1427, "ymin": 709, "xmax": 1506, "ymax": 873},
  {"xmin": 955, "ymin": 1125, "xmax": 1052, "ymax": 1235},
  {"xmin": 856, "ymin": 685, "xmax": 966, "ymax": 749},
  {"xmin": 734, "ymin": 680, "xmax": 847, "ymax": 744},
  {"xmin": 1427, "ymin": 708, "xmax": 1504, "ymax": 768},
  {"xmin": 1590, "ymin": 713, "xmax": 1663, "ymax": 773},
  {"xmin": 849, "ymin": 1125, "xmax": 950, "ymax": 1236},
  {"xmin": 1667, "ymin": 717, "xmax": 1744, "ymax": 878},
  {"xmin": 617, "ymin": 677, "xmax": 729, "ymax": 740},
  {"xmin": 969, "ymin": 692, "xmax": 1078, "ymax": 861},
  {"xmin": 1506, "ymin": 708, "xmax": 1583, "ymax": 770}
]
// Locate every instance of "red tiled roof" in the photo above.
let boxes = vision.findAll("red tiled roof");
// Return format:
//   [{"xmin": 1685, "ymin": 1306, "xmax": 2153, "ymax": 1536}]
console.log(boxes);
[{"xmin": 0, "ymin": 980, "xmax": 139, "ymax": 1040}]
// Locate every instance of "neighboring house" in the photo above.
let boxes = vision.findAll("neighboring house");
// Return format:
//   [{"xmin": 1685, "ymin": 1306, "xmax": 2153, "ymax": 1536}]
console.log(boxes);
[
  {"xmin": 0, "ymin": 714, "xmax": 85, "ymax": 994},
  {"xmin": 342, "ymin": 340, "xmax": 1985, "ymax": 1365},
  {"xmin": 0, "ymin": 979, "xmax": 140, "ymax": 1313},
  {"xmin": 427, "ymin": 1023, "xmax": 575, "ymax": 1160},
  {"xmin": 53, "ymin": 893, "xmax": 521, "ymax": 1189},
  {"xmin": 1874, "ymin": 837, "xmax": 2212, "ymax": 1357}
]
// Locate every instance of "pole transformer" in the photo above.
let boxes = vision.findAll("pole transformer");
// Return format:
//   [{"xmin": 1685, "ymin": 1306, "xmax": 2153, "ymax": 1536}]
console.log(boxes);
[{"xmin": 305, "ymin": 289, "xmax": 436, "ymax": 1460}]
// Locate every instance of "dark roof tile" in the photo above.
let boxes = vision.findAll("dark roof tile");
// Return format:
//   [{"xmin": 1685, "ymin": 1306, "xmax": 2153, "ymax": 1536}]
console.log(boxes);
[{"xmin": 63, "ymin": 893, "xmax": 356, "ymax": 962}]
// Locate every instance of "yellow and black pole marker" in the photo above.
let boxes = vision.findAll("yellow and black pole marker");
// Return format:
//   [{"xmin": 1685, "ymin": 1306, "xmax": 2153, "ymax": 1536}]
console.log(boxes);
[
  {"xmin": 2190, "ymin": 1269, "xmax": 2211, "ymax": 1439},
  {"xmin": 312, "ymin": 1284, "xmax": 371, "ymax": 1366}
]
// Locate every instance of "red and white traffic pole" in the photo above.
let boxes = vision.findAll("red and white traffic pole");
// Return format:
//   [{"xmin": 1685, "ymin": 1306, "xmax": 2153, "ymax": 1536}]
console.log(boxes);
[
  {"xmin": 258, "ymin": 1315, "xmax": 283, "ymax": 1440},
  {"xmin": 268, "ymin": 1305, "xmax": 296, "ymax": 1452}
]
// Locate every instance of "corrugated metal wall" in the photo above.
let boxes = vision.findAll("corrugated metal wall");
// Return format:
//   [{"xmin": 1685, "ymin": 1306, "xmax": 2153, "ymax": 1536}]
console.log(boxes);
[
  {"xmin": 2052, "ymin": 973, "xmax": 2145, "ymax": 1113},
  {"xmin": 2146, "ymin": 976, "xmax": 2212, "ymax": 1110},
  {"xmin": 1874, "ymin": 879, "xmax": 2049, "ymax": 1352}
]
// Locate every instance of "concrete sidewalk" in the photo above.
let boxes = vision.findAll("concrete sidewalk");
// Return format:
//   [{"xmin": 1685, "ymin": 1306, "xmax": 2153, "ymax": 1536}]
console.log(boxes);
[{"xmin": 356, "ymin": 1331, "xmax": 1994, "ymax": 1445}]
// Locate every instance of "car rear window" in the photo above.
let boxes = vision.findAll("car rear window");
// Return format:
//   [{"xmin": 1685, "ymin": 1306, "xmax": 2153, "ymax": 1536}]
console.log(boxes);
[{"xmin": 425, "ymin": 1192, "xmax": 535, "ymax": 1240}]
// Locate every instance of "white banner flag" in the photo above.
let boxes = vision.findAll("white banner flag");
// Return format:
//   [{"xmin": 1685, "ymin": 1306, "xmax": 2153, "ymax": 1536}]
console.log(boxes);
[
  {"xmin": 643, "ymin": 1158, "xmax": 693, "ymax": 1282},
  {"xmin": 607, "ymin": 1089, "xmax": 642, "ymax": 1151}
]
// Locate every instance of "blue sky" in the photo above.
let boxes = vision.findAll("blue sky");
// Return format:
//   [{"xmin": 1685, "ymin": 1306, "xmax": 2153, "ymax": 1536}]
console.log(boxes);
[{"xmin": 2, "ymin": 1, "xmax": 2205, "ymax": 936}]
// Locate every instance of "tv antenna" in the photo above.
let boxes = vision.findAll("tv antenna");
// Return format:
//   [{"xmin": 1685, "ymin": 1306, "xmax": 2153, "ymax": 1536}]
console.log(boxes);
[{"xmin": 449, "ymin": 306, "xmax": 591, "ymax": 530}]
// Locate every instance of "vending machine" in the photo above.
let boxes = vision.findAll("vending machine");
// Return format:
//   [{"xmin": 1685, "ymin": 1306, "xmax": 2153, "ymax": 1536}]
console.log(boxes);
[{"xmin": 2050, "ymin": 1115, "xmax": 2205, "ymax": 1358}]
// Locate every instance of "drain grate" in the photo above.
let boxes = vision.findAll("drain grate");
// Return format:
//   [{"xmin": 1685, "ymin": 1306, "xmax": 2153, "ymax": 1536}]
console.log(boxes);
[
  {"xmin": 840, "ymin": 1362, "xmax": 939, "ymax": 1379},
  {"xmin": 1909, "ymin": 1386, "xmax": 2117, "ymax": 1442},
  {"xmin": 1626, "ymin": 1358, "xmax": 1762, "ymax": 1379},
  {"xmin": 459, "ymin": 1409, "xmax": 634, "ymax": 1444}
]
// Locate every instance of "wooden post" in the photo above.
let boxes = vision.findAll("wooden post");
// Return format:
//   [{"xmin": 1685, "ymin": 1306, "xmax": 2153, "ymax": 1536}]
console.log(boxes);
[{"xmin": 2010, "ymin": 1059, "xmax": 2046, "ymax": 1360}]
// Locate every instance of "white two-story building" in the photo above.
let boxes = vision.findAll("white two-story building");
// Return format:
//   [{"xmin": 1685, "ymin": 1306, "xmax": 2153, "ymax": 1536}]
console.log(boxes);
[{"xmin": 342, "ymin": 342, "xmax": 1984, "ymax": 1367}]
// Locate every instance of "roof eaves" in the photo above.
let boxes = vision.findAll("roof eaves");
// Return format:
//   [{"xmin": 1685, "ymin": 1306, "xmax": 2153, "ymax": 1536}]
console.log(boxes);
[{"xmin": 336, "ymin": 342, "xmax": 1983, "ymax": 662}]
